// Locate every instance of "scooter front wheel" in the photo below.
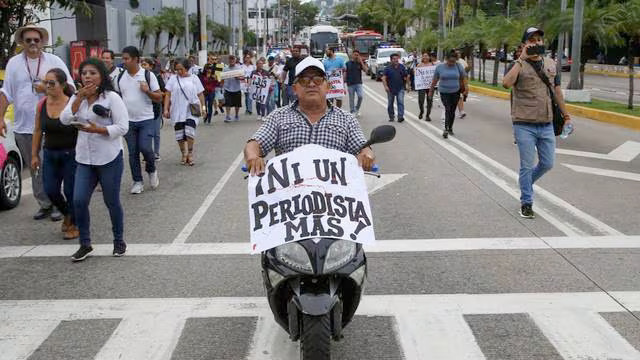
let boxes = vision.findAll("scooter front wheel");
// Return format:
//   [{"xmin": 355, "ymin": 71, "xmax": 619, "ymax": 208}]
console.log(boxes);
[{"xmin": 300, "ymin": 313, "xmax": 331, "ymax": 360}]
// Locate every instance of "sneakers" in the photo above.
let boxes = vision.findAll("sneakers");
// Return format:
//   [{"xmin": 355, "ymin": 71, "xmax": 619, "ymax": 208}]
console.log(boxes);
[
  {"xmin": 155, "ymin": 154, "xmax": 161, "ymax": 161},
  {"xmin": 149, "ymin": 171, "xmax": 159, "ymax": 190},
  {"xmin": 33, "ymin": 207, "xmax": 52, "ymax": 220},
  {"xmin": 442, "ymin": 130, "xmax": 448, "ymax": 139},
  {"xmin": 388, "ymin": 118, "xmax": 395, "ymax": 122},
  {"xmin": 130, "ymin": 181, "xmax": 144, "ymax": 194},
  {"xmin": 398, "ymin": 117, "xmax": 405, "ymax": 123},
  {"xmin": 447, "ymin": 128, "xmax": 455, "ymax": 136},
  {"xmin": 234, "ymin": 115, "xmax": 240, "ymax": 122},
  {"xmin": 357, "ymin": 111, "xmax": 361, "ymax": 117},
  {"xmin": 50, "ymin": 207, "xmax": 63, "ymax": 221},
  {"xmin": 71, "ymin": 245, "xmax": 93, "ymax": 262},
  {"xmin": 418, "ymin": 111, "xmax": 424, "ymax": 119},
  {"xmin": 426, "ymin": 116, "xmax": 432, "ymax": 122},
  {"xmin": 224, "ymin": 115, "xmax": 232, "ymax": 122},
  {"xmin": 520, "ymin": 204, "xmax": 535, "ymax": 219},
  {"xmin": 113, "ymin": 242, "xmax": 127, "ymax": 257},
  {"xmin": 459, "ymin": 112, "xmax": 467, "ymax": 119},
  {"xmin": 63, "ymin": 225, "xmax": 79, "ymax": 240}
]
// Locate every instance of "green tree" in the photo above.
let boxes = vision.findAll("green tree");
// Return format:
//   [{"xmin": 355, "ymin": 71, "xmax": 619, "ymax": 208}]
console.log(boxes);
[
  {"xmin": 293, "ymin": 2, "xmax": 319, "ymax": 33},
  {"xmin": 156, "ymin": 7, "xmax": 185, "ymax": 55},
  {"xmin": 0, "ymin": 0, "xmax": 91, "ymax": 68},
  {"xmin": 132, "ymin": 14, "xmax": 155, "ymax": 52},
  {"xmin": 618, "ymin": 0, "xmax": 640, "ymax": 109}
]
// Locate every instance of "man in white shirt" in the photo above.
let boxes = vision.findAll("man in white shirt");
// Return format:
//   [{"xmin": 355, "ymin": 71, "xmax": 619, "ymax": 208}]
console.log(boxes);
[
  {"xmin": 102, "ymin": 49, "xmax": 123, "ymax": 87},
  {"xmin": 188, "ymin": 55, "xmax": 202, "ymax": 76},
  {"xmin": 115, "ymin": 46, "xmax": 163, "ymax": 194},
  {"xmin": 0, "ymin": 24, "xmax": 75, "ymax": 220}
]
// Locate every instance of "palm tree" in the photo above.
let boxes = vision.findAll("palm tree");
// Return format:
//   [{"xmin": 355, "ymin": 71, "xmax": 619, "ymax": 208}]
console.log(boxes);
[
  {"xmin": 151, "ymin": 16, "xmax": 164, "ymax": 56},
  {"xmin": 617, "ymin": 0, "xmax": 640, "ymax": 109},
  {"xmin": 132, "ymin": 14, "xmax": 155, "ymax": 52},
  {"xmin": 366, "ymin": 0, "xmax": 414, "ymax": 40},
  {"xmin": 156, "ymin": 7, "xmax": 185, "ymax": 55},
  {"xmin": 485, "ymin": 15, "xmax": 521, "ymax": 85}
]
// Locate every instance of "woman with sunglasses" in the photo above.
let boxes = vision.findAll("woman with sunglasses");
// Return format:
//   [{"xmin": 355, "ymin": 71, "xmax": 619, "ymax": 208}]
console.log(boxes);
[
  {"xmin": 31, "ymin": 68, "xmax": 78, "ymax": 240},
  {"xmin": 60, "ymin": 58, "xmax": 129, "ymax": 262}
]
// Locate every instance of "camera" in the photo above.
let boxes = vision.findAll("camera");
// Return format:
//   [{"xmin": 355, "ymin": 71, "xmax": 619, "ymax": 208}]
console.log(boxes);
[
  {"xmin": 526, "ymin": 45, "xmax": 546, "ymax": 56},
  {"xmin": 92, "ymin": 104, "xmax": 111, "ymax": 118}
]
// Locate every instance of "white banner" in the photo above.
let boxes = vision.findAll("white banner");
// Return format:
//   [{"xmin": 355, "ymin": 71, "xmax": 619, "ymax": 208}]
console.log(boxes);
[
  {"xmin": 219, "ymin": 69, "xmax": 245, "ymax": 80},
  {"xmin": 248, "ymin": 144, "xmax": 375, "ymax": 253},
  {"xmin": 414, "ymin": 65, "xmax": 437, "ymax": 90},
  {"xmin": 326, "ymin": 69, "xmax": 346, "ymax": 99},
  {"xmin": 249, "ymin": 74, "xmax": 272, "ymax": 104}
]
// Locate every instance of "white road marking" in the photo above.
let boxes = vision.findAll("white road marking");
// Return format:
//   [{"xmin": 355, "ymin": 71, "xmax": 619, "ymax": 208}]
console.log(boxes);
[
  {"xmin": 172, "ymin": 152, "xmax": 245, "ymax": 244},
  {"xmin": 1, "ymin": 236, "xmax": 639, "ymax": 258},
  {"xmin": 531, "ymin": 310, "xmax": 640, "ymax": 360},
  {"xmin": 1, "ymin": 292, "xmax": 639, "ymax": 360},
  {"xmin": 563, "ymin": 163, "xmax": 640, "ymax": 182},
  {"xmin": 364, "ymin": 173, "xmax": 407, "ymax": 195},
  {"xmin": 363, "ymin": 84, "xmax": 623, "ymax": 237},
  {"xmin": 247, "ymin": 316, "xmax": 298, "ymax": 360},
  {"xmin": 556, "ymin": 141, "xmax": 640, "ymax": 162}
]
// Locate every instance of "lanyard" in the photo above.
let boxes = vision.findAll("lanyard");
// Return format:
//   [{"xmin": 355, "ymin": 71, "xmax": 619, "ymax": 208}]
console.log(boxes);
[{"xmin": 25, "ymin": 53, "xmax": 42, "ymax": 84}]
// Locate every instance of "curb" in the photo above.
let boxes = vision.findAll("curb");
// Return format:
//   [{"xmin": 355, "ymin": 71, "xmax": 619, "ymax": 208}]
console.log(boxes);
[
  {"xmin": 584, "ymin": 70, "xmax": 640, "ymax": 79},
  {"xmin": 469, "ymin": 84, "xmax": 640, "ymax": 131}
]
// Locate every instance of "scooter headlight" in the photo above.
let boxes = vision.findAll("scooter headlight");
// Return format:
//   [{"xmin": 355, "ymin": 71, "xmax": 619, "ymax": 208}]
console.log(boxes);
[
  {"xmin": 323, "ymin": 240, "xmax": 357, "ymax": 273},
  {"xmin": 275, "ymin": 242, "xmax": 313, "ymax": 273}
]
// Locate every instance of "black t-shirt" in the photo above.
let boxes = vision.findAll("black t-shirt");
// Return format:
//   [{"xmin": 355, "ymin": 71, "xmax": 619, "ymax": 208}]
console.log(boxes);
[
  {"xmin": 284, "ymin": 56, "xmax": 303, "ymax": 85},
  {"xmin": 345, "ymin": 60, "xmax": 363, "ymax": 85},
  {"xmin": 41, "ymin": 102, "xmax": 78, "ymax": 150}
]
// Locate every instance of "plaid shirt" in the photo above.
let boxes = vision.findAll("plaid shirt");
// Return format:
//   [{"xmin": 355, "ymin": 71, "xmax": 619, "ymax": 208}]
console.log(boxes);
[{"xmin": 251, "ymin": 101, "xmax": 367, "ymax": 156}]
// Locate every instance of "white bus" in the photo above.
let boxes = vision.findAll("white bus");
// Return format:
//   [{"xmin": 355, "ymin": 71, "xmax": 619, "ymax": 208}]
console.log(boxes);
[{"xmin": 309, "ymin": 25, "xmax": 340, "ymax": 58}]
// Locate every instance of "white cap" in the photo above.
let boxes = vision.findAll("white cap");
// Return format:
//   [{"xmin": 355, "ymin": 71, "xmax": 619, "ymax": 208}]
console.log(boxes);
[{"xmin": 295, "ymin": 56, "xmax": 326, "ymax": 78}]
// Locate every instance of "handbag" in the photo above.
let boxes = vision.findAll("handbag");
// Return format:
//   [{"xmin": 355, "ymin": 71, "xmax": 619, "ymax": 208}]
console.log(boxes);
[
  {"xmin": 177, "ymin": 76, "xmax": 202, "ymax": 117},
  {"xmin": 530, "ymin": 61, "xmax": 565, "ymax": 136}
]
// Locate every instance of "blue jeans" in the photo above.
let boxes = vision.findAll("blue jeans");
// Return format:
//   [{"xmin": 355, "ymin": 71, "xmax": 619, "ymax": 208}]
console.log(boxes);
[
  {"xmin": 348, "ymin": 84, "xmax": 364, "ymax": 114},
  {"xmin": 284, "ymin": 85, "xmax": 297, "ymax": 105},
  {"xmin": 204, "ymin": 92, "xmax": 215, "ymax": 123},
  {"xmin": 513, "ymin": 122, "xmax": 556, "ymax": 205},
  {"xmin": 387, "ymin": 90, "xmax": 405, "ymax": 119},
  {"xmin": 267, "ymin": 88, "xmax": 276, "ymax": 114},
  {"xmin": 153, "ymin": 114, "xmax": 162, "ymax": 157},
  {"xmin": 74, "ymin": 151, "xmax": 124, "ymax": 246},
  {"xmin": 124, "ymin": 119, "xmax": 156, "ymax": 182},
  {"xmin": 245, "ymin": 91, "xmax": 253, "ymax": 113},
  {"xmin": 42, "ymin": 148, "xmax": 76, "ymax": 222}
]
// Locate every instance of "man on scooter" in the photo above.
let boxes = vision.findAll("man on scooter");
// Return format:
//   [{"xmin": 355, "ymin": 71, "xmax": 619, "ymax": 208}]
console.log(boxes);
[{"xmin": 244, "ymin": 57, "xmax": 375, "ymax": 175}]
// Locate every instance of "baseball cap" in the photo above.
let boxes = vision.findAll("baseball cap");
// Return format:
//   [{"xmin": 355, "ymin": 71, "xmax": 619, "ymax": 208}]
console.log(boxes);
[
  {"xmin": 295, "ymin": 56, "xmax": 326, "ymax": 78},
  {"xmin": 522, "ymin": 27, "xmax": 544, "ymax": 42}
]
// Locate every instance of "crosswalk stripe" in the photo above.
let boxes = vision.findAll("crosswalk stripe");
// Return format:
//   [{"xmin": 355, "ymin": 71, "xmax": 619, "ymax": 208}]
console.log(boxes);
[
  {"xmin": 2, "ymin": 292, "xmax": 639, "ymax": 360},
  {"xmin": 530, "ymin": 311, "xmax": 640, "ymax": 359},
  {"xmin": 1, "ymin": 236, "xmax": 639, "ymax": 258}
]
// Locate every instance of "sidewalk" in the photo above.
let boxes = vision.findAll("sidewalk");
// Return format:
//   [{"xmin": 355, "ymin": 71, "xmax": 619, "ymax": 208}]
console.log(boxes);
[{"xmin": 469, "ymin": 85, "xmax": 640, "ymax": 131}]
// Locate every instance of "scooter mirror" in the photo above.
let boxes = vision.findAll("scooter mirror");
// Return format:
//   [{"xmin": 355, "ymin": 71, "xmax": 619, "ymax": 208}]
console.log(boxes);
[{"xmin": 368, "ymin": 125, "xmax": 396, "ymax": 145}]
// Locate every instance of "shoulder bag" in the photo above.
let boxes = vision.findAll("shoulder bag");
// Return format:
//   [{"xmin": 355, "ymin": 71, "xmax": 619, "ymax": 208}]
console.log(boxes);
[
  {"xmin": 530, "ymin": 61, "xmax": 565, "ymax": 136},
  {"xmin": 177, "ymin": 76, "xmax": 201, "ymax": 117}
]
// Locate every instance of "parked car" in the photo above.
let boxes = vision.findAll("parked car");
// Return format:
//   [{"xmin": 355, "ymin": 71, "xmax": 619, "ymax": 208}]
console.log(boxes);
[
  {"xmin": 368, "ymin": 46, "xmax": 408, "ymax": 81},
  {"xmin": 0, "ymin": 70, "xmax": 22, "ymax": 210},
  {"xmin": 561, "ymin": 56, "xmax": 572, "ymax": 72}
]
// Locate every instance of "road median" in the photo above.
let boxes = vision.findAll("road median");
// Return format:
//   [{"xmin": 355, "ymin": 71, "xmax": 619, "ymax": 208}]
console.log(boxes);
[{"xmin": 469, "ymin": 84, "xmax": 640, "ymax": 131}]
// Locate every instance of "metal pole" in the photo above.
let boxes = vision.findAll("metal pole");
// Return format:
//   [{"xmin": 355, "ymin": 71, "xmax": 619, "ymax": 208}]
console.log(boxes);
[
  {"xmin": 568, "ymin": 0, "xmax": 584, "ymax": 89},
  {"xmin": 556, "ymin": 0, "xmax": 567, "ymax": 82},
  {"xmin": 264, "ymin": 0, "xmax": 268, "ymax": 55},
  {"xmin": 438, "ymin": 0, "xmax": 445, "ymax": 61},
  {"xmin": 184, "ymin": 0, "xmax": 190, "ymax": 55},
  {"xmin": 288, "ymin": 0, "xmax": 292, "ymax": 45},
  {"xmin": 239, "ymin": 0, "xmax": 245, "ymax": 57}
]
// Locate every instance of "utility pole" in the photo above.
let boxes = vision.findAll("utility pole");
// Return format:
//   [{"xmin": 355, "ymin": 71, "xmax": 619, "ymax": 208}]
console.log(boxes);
[
  {"xmin": 556, "ymin": 0, "xmax": 568, "ymax": 81},
  {"xmin": 227, "ymin": 0, "xmax": 233, "ymax": 55},
  {"xmin": 198, "ymin": 0, "xmax": 207, "ymax": 65},
  {"xmin": 288, "ymin": 0, "xmax": 292, "ymax": 45},
  {"xmin": 438, "ymin": 0, "xmax": 445, "ymax": 61},
  {"xmin": 184, "ymin": 0, "xmax": 189, "ymax": 56},
  {"xmin": 239, "ymin": 0, "xmax": 246, "ymax": 57},
  {"xmin": 568, "ymin": 0, "xmax": 584, "ymax": 89},
  {"xmin": 263, "ymin": 0, "xmax": 268, "ymax": 55}
]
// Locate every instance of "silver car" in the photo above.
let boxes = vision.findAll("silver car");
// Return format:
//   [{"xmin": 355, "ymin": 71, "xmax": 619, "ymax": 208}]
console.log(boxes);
[{"xmin": 1, "ymin": 112, "xmax": 23, "ymax": 210}]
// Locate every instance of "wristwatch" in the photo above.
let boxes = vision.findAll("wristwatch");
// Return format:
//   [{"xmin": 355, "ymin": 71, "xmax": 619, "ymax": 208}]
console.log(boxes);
[{"xmin": 515, "ymin": 59, "xmax": 524, "ymax": 67}]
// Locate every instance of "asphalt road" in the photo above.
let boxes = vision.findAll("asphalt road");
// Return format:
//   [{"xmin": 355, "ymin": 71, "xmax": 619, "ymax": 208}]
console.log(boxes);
[
  {"xmin": 472, "ymin": 59, "xmax": 640, "ymax": 106},
  {"xmin": 1, "ymin": 77, "xmax": 640, "ymax": 359}
]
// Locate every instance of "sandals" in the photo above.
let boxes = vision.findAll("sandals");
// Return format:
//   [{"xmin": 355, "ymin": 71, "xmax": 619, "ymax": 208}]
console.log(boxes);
[
  {"xmin": 186, "ymin": 149, "xmax": 194, "ymax": 166},
  {"xmin": 180, "ymin": 152, "xmax": 188, "ymax": 165}
]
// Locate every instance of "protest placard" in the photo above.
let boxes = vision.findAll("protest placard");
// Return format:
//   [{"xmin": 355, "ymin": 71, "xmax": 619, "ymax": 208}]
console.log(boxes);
[
  {"xmin": 249, "ymin": 74, "xmax": 272, "ymax": 104},
  {"xmin": 248, "ymin": 144, "xmax": 375, "ymax": 253},
  {"xmin": 414, "ymin": 66, "xmax": 437, "ymax": 90},
  {"xmin": 219, "ymin": 69, "xmax": 245, "ymax": 80},
  {"xmin": 327, "ymin": 69, "xmax": 346, "ymax": 99}
]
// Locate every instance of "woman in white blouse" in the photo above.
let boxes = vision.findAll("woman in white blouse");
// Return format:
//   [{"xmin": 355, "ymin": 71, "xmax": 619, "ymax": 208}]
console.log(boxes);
[
  {"xmin": 163, "ymin": 58, "xmax": 205, "ymax": 166},
  {"xmin": 60, "ymin": 58, "xmax": 129, "ymax": 262}
]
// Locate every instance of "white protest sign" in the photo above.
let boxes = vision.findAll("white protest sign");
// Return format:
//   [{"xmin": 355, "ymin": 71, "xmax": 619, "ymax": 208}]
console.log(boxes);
[
  {"xmin": 248, "ymin": 144, "xmax": 375, "ymax": 253},
  {"xmin": 326, "ymin": 69, "xmax": 346, "ymax": 99},
  {"xmin": 249, "ymin": 74, "xmax": 272, "ymax": 104},
  {"xmin": 219, "ymin": 69, "xmax": 245, "ymax": 80},
  {"xmin": 414, "ymin": 65, "xmax": 437, "ymax": 90}
]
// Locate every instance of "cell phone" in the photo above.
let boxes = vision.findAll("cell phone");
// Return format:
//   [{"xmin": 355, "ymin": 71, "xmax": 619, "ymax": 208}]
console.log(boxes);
[
  {"xmin": 526, "ymin": 45, "xmax": 546, "ymax": 56},
  {"xmin": 69, "ymin": 121, "xmax": 89, "ymax": 128}
]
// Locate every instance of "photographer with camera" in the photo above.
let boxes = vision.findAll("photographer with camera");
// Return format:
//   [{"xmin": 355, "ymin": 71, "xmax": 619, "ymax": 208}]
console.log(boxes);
[{"xmin": 502, "ymin": 27, "xmax": 571, "ymax": 219}]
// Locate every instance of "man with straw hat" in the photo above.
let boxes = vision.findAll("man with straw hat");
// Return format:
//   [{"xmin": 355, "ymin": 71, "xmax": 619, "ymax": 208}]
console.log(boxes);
[{"xmin": 0, "ymin": 23, "xmax": 75, "ymax": 220}]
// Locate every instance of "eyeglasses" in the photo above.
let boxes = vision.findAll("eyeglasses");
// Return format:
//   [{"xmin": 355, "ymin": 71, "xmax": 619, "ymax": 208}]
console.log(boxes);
[
  {"xmin": 24, "ymin": 37, "xmax": 41, "ymax": 44},
  {"xmin": 295, "ymin": 75, "xmax": 325, "ymax": 87},
  {"xmin": 44, "ymin": 80, "xmax": 58, "ymax": 87}
]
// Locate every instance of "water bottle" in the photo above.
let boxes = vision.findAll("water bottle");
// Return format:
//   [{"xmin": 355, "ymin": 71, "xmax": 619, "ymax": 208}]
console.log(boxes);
[{"xmin": 560, "ymin": 122, "xmax": 574, "ymax": 139}]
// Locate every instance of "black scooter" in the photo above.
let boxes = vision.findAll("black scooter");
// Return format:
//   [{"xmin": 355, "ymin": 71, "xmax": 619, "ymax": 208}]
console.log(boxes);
[{"xmin": 259, "ymin": 125, "xmax": 396, "ymax": 360}]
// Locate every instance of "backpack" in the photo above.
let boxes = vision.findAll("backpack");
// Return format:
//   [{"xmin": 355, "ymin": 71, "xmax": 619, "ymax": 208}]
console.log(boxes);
[{"xmin": 117, "ymin": 69, "xmax": 163, "ymax": 119}]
